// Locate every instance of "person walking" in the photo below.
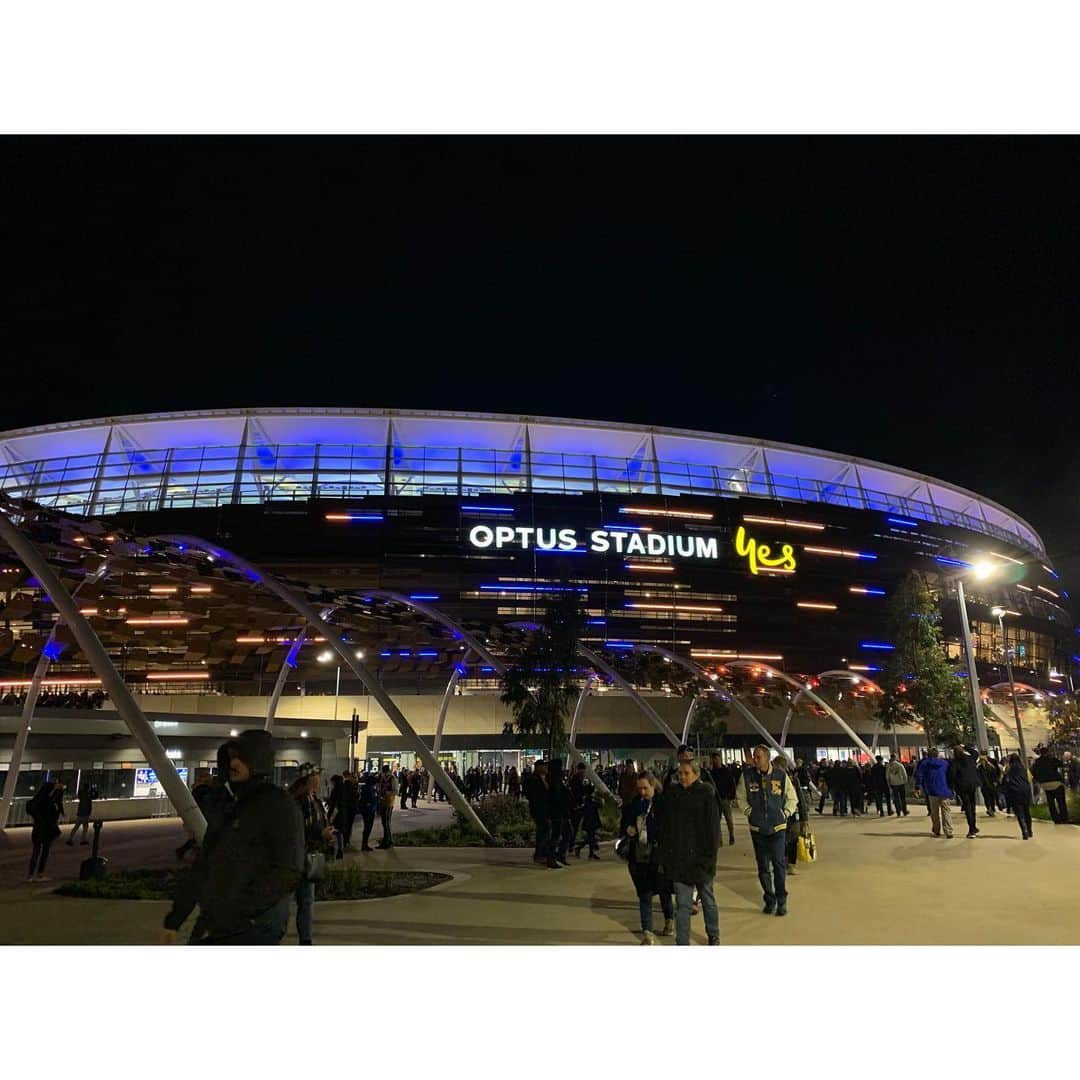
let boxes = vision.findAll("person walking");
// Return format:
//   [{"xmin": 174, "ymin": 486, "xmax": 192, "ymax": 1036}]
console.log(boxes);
[
  {"xmin": 326, "ymin": 774, "xmax": 347, "ymax": 859},
  {"xmin": 868, "ymin": 756, "xmax": 892, "ymax": 816},
  {"xmin": 399, "ymin": 768, "xmax": 410, "ymax": 812},
  {"xmin": 548, "ymin": 759, "xmax": 573, "ymax": 867},
  {"xmin": 574, "ymin": 787, "xmax": 602, "ymax": 859},
  {"xmin": 66, "ymin": 783, "xmax": 98, "ymax": 846},
  {"xmin": 1000, "ymin": 753, "xmax": 1034, "ymax": 839},
  {"xmin": 358, "ymin": 772, "xmax": 379, "ymax": 851},
  {"xmin": 289, "ymin": 766, "xmax": 335, "ymax": 945},
  {"xmin": 776, "ymin": 755, "xmax": 810, "ymax": 876},
  {"xmin": 161, "ymin": 730, "xmax": 304, "ymax": 945},
  {"xmin": 1031, "ymin": 748, "xmax": 1068, "ymax": 824},
  {"xmin": 569, "ymin": 761, "xmax": 589, "ymax": 851},
  {"xmin": 886, "ymin": 756, "xmax": 909, "ymax": 816},
  {"xmin": 948, "ymin": 746, "xmax": 982, "ymax": 838},
  {"xmin": 658, "ymin": 758, "xmax": 721, "ymax": 945},
  {"xmin": 409, "ymin": 770, "xmax": 421, "ymax": 809},
  {"xmin": 618, "ymin": 760, "xmax": 640, "ymax": 806},
  {"xmin": 26, "ymin": 779, "xmax": 62, "ymax": 882},
  {"xmin": 378, "ymin": 765, "xmax": 398, "ymax": 848},
  {"xmin": 620, "ymin": 772, "xmax": 674, "ymax": 943},
  {"xmin": 708, "ymin": 752, "xmax": 738, "ymax": 846},
  {"xmin": 341, "ymin": 773, "xmax": 359, "ymax": 850},
  {"xmin": 914, "ymin": 747, "xmax": 954, "ymax": 838},
  {"xmin": 976, "ymin": 752, "xmax": 1001, "ymax": 819},
  {"xmin": 527, "ymin": 759, "xmax": 555, "ymax": 867},
  {"xmin": 739, "ymin": 746, "xmax": 799, "ymax": 915}
]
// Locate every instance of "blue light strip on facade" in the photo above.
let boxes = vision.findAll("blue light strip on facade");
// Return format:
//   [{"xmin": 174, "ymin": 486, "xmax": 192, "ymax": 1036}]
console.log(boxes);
[
  {"xmin": 409, "ymin": 594, "xmax": 440, "ymax": 600},
  {"xmin": 604, "ymin": 641, "xmax": 635, "ymax": 650},
  {"xmin": 887, "ymin": 517, "xmax": 919, "ymax": 527},
  {"xmin": 586, "ymin": 618, "xmax": 607, "ymax": 625},
  {"xmin": 536, "ymin": 547, "xmax": 587, "ymax": 554},
  {"xmin": 602, "ymin": 523, "xmax": 648, "ymax": 531},
  {"xmin": 859, "ymin": 641, "xmax": 895, "ymax": 650},
  {"xmin": 330, "ymin": 513, "xmax": 384, "ymax": 522},
  {"xmin": 460, "ymin": 506, "xmax": 514, "ymax": 513},
  {"xmin": 934, "ymin": 556, "xmax": 973, "ymax": 569}
]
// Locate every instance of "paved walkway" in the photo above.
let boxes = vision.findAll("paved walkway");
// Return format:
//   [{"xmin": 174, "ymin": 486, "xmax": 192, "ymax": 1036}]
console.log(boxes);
[{"xmin": 2, "ymin": 808, "xmax": 1078, "ymax": 945}]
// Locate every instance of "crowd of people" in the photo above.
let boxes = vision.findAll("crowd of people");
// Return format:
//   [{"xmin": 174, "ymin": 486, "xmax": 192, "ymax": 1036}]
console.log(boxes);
[
  {"xmin": 12, "ymin": 728, "xmax": 1052, "ymax": 948},
  {"xmin": 1, "ymin": 688, "xmax": 106, "ymax": 709}
]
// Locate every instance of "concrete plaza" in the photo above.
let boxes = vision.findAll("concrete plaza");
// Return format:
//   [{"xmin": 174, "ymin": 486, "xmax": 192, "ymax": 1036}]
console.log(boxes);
[{"xmin": 1, "ymin": 805, "xmax": 1078, "ymax": 945}]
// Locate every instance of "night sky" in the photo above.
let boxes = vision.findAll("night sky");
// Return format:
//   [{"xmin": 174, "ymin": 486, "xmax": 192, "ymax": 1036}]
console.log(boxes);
[{"xmin": 3, "ymin": 137, "xmax": 1079, "ymax": 588}]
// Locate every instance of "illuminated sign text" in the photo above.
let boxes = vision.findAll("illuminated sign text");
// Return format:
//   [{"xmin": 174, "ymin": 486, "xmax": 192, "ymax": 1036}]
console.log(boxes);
[{"xmin": 734, "ymin": 526, "xmax": 797, "ymax": 575}]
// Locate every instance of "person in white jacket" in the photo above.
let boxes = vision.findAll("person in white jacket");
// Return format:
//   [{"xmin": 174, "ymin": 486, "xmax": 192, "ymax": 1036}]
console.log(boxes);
[{"xmin": 886, "ymin": 756, "xmax": 909, "ymax": 816}]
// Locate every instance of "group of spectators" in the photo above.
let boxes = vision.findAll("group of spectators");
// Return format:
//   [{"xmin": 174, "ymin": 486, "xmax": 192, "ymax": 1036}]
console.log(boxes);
[{"xmin": 1, "ymin": 688, "xmax": 106, "ymax": 709}]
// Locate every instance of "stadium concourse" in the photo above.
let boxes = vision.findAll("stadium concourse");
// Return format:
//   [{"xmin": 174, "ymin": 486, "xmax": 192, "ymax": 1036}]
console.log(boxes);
[{"xmin": 1, "ymin": 809, "xmax": 1078, "ymax": 946}]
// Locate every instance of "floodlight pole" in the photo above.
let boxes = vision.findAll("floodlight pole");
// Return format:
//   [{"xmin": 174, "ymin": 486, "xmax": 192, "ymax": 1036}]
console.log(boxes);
[
  {"xmin": 997, "ymin": 612, "xmax": 1030, "ymax": 767},
  {"xmin": 956, "ymin": 579, "xmax": 990, "ymax": 752}
]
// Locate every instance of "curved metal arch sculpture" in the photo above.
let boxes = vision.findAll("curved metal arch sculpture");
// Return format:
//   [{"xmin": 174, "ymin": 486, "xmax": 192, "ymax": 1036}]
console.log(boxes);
[
  {"xmin": 727, "ymin": 660, "xmax": 874, "ymax": 760},
  {"xmin": 363, "ymin": 595, "xmax": 614, "ymax": 799},
  {"xmin": 0, "ymin": 515, "xmax": 206, "ymax": 839},
  {"xmin": 778, "ymin": 670, "xmax": 884, "ymax": 749},
  {"xmin": 627, "ymin": 643, "xmax": 793, "ymax": 764},
  {"xmin": 154, "ymin": 533, "xmax": 492, "ymax": 838}
]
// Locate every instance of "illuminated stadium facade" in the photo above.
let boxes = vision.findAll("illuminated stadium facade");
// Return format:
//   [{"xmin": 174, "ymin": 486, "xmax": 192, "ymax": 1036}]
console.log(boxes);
[{"xmin": 0, "ymin": 409, "xmax": 1072, "ymax": 814}]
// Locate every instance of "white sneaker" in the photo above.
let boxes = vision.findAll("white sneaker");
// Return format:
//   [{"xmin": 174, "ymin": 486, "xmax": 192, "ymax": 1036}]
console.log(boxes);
[{"xmin": 640, "ymin": 931, "xmax": 655, "ymax": 945}]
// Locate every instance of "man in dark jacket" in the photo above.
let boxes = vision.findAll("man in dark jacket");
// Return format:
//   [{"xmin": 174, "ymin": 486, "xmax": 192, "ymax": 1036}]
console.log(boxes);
[
  {"xmin": 527, "ymin": 759, "xmax": 554, "ymax": 867},
  {"xmin": 547, "ymin": 758, "xmax": 573, "ymax": 867},
  {"xmin": 869, "ymin": 756, "xmax": 891, "ymax": 816},
  {"xmin": 569, "ymin": 761, "xmax": 590, "ymax": 850},
  {"xmin": 948, "ymin": 746, "xmax": 982, "ymax": 838},
  {"xmin": 659, "ymin": 759, "xmax": 721, "ymax": 945},
  {"xmin": 162, "ymin": 730, "xmax": 303, "ymax": 945},
  {"xmin": 1031, "ymin": 748, "xmax": 1068, "ymax": 823}
]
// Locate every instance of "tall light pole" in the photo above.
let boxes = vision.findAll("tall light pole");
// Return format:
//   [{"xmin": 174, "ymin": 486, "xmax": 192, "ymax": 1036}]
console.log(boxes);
[
  {"xmin": 955, "ymin": 559, "xmax": 994, "ymax": 754},
  {"xmin": 991, "ymin": 606, "xmax": 1029, "ymax": 766}
]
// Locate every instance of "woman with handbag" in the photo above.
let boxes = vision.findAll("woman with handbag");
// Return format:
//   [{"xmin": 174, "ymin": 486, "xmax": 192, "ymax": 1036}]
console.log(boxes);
[
  {"xmin": 290, "ymin": 768, "xmax": 334, "ymax": 945},
  {"xmin": 619, "ymin": 772, "xmax": 675, "ymax": 944},
  {"xmin": 26, "ymin": 779, "xmax": 62, "ymax": 883}
]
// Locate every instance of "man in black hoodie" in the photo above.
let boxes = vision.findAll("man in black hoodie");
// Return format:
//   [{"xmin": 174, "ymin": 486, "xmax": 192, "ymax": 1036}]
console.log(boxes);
[
  {"xmin": 162, "ymin": 730, "xmax": 304, "ymax": 945},
  {"xmin": 948, "ymin": 745, "xmax": 982, "ymax": 838}
]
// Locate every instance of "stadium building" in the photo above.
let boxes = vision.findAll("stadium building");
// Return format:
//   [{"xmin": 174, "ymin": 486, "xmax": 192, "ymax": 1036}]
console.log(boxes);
[{"xmin": 0, "ymin": 409, "xmax": 1071, "ymax": 820}]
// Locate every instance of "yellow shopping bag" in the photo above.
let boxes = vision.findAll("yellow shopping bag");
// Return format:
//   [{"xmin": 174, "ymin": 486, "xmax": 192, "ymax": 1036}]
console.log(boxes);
[{"xmin": 796, "ymin": 833, "xmax": 816, "ymax": 863}]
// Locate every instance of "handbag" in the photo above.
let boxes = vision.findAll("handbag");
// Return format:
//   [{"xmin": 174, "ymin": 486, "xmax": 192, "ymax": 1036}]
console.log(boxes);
[
  {"xmin": 615, "ymin": 835, "xmax": 632, "ymax": 860},
  {"xmin": 796, "ymin": 833, "xmax": 816, "ymax": 863},
  {"xmin": 304, "ymin": 850, "xmax": 328, "ymax": 882}
]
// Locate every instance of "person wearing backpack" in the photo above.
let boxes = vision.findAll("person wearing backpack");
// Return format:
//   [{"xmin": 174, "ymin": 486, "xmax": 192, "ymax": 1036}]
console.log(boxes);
[{"xmin": 1000, "ymin": 753, "xmax": 1034, "ymax": 840}]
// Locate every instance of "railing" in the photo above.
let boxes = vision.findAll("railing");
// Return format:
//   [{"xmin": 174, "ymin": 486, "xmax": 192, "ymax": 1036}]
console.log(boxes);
[{"xmin": 0, "ymin": 441, "xmax": 1043, "ymax": 556}]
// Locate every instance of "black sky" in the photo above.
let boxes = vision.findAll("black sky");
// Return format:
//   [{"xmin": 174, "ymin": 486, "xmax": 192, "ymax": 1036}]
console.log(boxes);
[{"xmin": 3, "ymin": 136, "xmax": 1079, "ymax": 588}]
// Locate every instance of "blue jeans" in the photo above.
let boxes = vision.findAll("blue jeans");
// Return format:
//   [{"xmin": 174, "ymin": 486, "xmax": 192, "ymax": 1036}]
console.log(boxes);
[
  {"xmin": 295, "ymin": 880, "xmax": 315, "ymax": 944},
  {"xmin": 637, "ymin": 888, "xmax": 674, "ymax": 932},
  {"xmin": 673, "ymin": 879, "xmax": 719, "ymax": 945},
  {"xmin": 752, "ymin": 831, "xmax": 787, "ymax": 908}
]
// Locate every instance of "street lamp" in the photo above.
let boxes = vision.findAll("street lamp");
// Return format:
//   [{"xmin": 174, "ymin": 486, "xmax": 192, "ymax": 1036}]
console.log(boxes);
[
  {"xmin": 990, "ymin": 606, "xmax": 1030, "ymax": 767},
  {"xmin": 954, "ymin": 560, "xmax": 994, "ymax": 753},
  {"xmin": 317, "ymin": 649, "xmax": 341, "ymax": 721}
]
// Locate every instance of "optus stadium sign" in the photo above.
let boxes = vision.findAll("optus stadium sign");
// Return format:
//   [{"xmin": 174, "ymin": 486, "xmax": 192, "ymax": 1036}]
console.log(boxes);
[{"xmin": 467, "ymin": 524, "xmax": 722, "ymax": 560}]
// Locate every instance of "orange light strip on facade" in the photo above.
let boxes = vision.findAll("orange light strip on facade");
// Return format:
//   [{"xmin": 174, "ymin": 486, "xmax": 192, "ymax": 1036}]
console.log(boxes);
[
  {"xmin": 742, "ymin": 515, "xmax": 825, "ymax": 531},
  {"xmin": 754, "ymin": 566, "xmax": 795, "ymax": 574},
  {"xmin": 72, "ymin": 537, "xmax": 86, "ymax": 544},
  {"xmin": 1016, "ymin": 584, "xmax": 1033, "ymax": 592},
  {"xmin": 235, "ymin": 635, "xmax": 326, "ymax": 644},
  {"xmin": 1037, "ymin": 585, "xmax": 1060, "ymax": 598},
  {"xmin": 190, "ymin": 586, "xmax": 213, "ymax": 594},
  {"xmin": 848, "ymin": 665, "xmax": 875, "ymax": 672},
  {"xmin": 988, "ymin": 552, "xmax": 1024, "ymax": 566},
  {"xmin": 625, "ymin": 563, "xmax": 676, "ymax": 572},
  {"xmin": 79, "ymin": 608, "xmax": 99, "ymax": 616},
  {"xmin": 618, "ymin": 506, "xmax": 714, "ymax": 521},
  {"xmin": 149, "ymin": 586, "xmax": 178, "ymax": 595},
  {"xmin": 0, "ymin": 678, "xmax": 103, "ymax": 688},
  {"xmin": 627, "ymin": 603, "xmax": 725, "ymax": 613},
  {"xmin": 126, "ymin": 617, "xmax": 190, "ymax": 626},
  {"xmin": 796, "ymin": 602, "xmax": 837, "ymax": 610},
  {"xmin": 691, "ymin": 650, "xmax": 783, "ymax": 661},
  {"xmin": 803, "ymin": 546, "xmax": 866, "ymax": 559},
  {"xmin": 145, "ymin": 671, "xmax": 210, "ymax": 681}
]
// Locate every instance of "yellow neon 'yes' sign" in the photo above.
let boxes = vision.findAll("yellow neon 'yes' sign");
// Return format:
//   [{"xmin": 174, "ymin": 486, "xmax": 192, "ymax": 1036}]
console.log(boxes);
[{"xmin": 734, "ymin": 526, "xmax": 797, "ymax": 575}]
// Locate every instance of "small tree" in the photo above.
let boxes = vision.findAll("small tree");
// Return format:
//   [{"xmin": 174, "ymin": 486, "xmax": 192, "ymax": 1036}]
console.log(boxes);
[
  {"xmin": 878, "ymin": 571, "xmax": 974, "ymax": 748},
  {"xmin": 499, "ymin": 590, "xmax": 585, "ymax": 755},
  {"xmin": 688, "ymin": 695, "xmax": 729, "ymax": 751}
]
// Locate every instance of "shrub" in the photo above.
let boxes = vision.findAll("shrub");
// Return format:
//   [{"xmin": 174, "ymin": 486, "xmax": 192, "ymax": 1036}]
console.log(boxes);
[{"xmin": 453, "ymin": 794, "xmax": 533, "ymax": 832}]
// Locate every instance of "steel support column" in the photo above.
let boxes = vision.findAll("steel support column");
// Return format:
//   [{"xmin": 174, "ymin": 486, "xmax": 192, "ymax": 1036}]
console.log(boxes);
[
  {"xmin": 0, "ymin": 516, "xmax": 206, "ymax": 839},
  {"xmin": 265, "ymin": 628, "xmax": 308, "ymax": 732},
  {"xmin": 577, "ymin": 645, "xmax": 681, "ymax": 748}
]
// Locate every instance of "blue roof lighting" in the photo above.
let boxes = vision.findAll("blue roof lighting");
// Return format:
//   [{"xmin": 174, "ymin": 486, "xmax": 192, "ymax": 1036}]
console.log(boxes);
[
  {"xmin": 481, "ymin": 665, "xmax": 494, "ymax": 673},
  {"xmin": 461, "ymin": 506, "xmax": 514, "ymax": 513},
  {"xmin": 859, "ymin": 641, "xmax": 895, "ymax": 651},
  {"xmin": 887, "ymin": 516, "xmax": 919, "ymax": 528},
  {"xmin": 934, "ymin": 556, "xmax": 973, "ymax": 570},
  {"xmin": 856, "ymin": 552, "xmax": 878, "ymax": 561},
  {"xmin": 479, "ymin": 584, "xmax": 587, "ymax": 593},
  {"xmin": 604, "ymin": 641, "xmax": 635, "ymax": 650},
  {"xmin": 409, "ymin": 594, "xmax": 440, "ymax": 601},
  {"xmin": 285, "ymin": 638, "xmax": 304, "ymax": 667},
  {"xmin": 586, "ymin": 618, "xmax": 607, "ymax": 625},
  {"xmin": 329, "ymin": 513, "xmax": 384, "ymax": 522},
  {"xmin": 864, "ymin": 588, "xmax": 886, "ymax": 596},
  {"xmin": 454, "ymin": 663, "xmax": 468, "ymax": 677},
  {"xmin": 418, "ymin": 650, "xmax": 439, "ymax": 658}
]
